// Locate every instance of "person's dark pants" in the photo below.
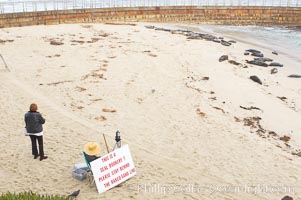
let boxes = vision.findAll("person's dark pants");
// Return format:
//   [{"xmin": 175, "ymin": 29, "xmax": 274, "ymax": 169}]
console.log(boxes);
[{"xmin": 29, "ymin": 135, "xmax": 44, "ymax": 157}]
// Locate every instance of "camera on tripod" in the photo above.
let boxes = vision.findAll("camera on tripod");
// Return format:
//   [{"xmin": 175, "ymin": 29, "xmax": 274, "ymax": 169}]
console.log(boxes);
[{"xmin": 115, "ymin": 131, "xmax": 121, "ymax": 143}]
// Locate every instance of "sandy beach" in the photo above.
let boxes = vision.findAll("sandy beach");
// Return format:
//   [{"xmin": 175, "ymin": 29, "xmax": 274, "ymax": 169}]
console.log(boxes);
[{"xmin": 0, "ymin": 22, "xmax": 301, "ymax": 199}]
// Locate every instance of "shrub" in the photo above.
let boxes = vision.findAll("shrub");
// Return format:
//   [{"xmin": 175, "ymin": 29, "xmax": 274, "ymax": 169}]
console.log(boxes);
[{"xmin": 0, "ymin": 191, "xmax": 71, "ymax": 200}]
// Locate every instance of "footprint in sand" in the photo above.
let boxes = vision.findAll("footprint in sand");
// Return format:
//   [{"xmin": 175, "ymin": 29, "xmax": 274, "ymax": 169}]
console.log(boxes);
[{"xmin": 288, "ymin": 175, "xmax": 298, "ymax": 183}]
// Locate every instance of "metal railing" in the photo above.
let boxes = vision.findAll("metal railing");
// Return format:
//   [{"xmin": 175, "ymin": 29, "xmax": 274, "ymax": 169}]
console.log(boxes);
[{"xmin": 0, "ymin": 0, "xmax": 300, "ymax": 14}]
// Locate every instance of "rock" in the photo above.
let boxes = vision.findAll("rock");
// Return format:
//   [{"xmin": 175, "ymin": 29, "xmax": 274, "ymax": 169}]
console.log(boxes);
[
  {"xmin": 251, "ymin": 52, "xmax": 264, "ymax": 57},
  {"xmin": 228, "ymin": 60, "xmax": 241, "ymax": 65},
  {"xmin": 218, "ymin": 37, "xmax": 224, "ymax": 39},
  {"xmin": 281, "ymin": 196, "xmax": 293, "ymax": 200},
  {"xmin": 272, "ymin": 51, "xmax": 278, "ymax": 55},
  {"xmin": 254, "ymin": 57, "xmax": 273, "ymax": 62},
  {"xmin": 269, "ymin": 62, "xmax": 283, "ymax": 67},
  {"xmin": 271, "ymin": 68, "xmax": 278, "ymax": 74},
  {"xmin": 219, "ymin": 55, "xmax": 228, "ymax": 62},
  {"xmin": 288, "ymin": 74, "xmax": 301, "ymax": 78},
  {"xmin": 202, "ymin": 77, "xmax": 210, "ymax": 80},
  {"xmin": 250, "ymin": 75, "xmax": 262, "ymax": 85},
  {"xmin": 244, "ymin": 52, "xmax": 250, "ymax": 55},
  {"xmin": 221, "ymin": 40, "xmax": 232, "ymax": 46},
  {"xmin": 246, "ymin": 60, "xmax": 268, "ymax": 67},
  {"xmin": 228, "ymin": 40, "xmax": 236, "ymax": 43},
  {"xmin": 246, "ymin": 49, "xmax": 261, "ymax": 54}
]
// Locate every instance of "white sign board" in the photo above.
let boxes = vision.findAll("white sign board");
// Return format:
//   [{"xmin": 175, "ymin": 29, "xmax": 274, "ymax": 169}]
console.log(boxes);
[{"xmin": 90, "ymin": 144, "xmax": 137, "ymax": 194}]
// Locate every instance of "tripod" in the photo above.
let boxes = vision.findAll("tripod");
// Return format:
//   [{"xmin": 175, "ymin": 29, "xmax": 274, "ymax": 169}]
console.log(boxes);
[{"xmin": 113, "ymin": 131, "xmax": 121, "ymax": 151}]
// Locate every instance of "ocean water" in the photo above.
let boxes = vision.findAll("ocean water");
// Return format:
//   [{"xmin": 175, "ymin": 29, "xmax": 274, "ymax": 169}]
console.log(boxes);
[{"xmin": 196, "ymin": 25, "xmax": 301, "ymax": 62}]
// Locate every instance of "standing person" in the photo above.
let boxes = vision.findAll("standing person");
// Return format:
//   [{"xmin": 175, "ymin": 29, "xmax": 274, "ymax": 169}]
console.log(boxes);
[{"xmin": 25, "ymin": 103, "xmax": 48, "ymax": 161}]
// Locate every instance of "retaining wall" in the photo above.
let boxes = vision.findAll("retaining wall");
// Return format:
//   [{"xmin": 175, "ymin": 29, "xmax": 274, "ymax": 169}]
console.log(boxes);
[{"xmin": 0, "ymin": 6, "xmax": 300, "ymax": 28}]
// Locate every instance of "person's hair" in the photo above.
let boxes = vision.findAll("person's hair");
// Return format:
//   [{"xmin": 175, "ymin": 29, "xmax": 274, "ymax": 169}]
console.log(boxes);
[{"xmin": 30, "ymin": 103, "xmax": 38, "ymax": 112}]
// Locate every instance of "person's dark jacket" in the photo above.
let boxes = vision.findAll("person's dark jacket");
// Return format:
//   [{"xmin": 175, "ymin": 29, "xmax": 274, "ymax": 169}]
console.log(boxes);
[
  {"xmin": 25, "ymin": 111, "xmax": 45, "ymax": 134},
  {"xmin": 83, "ymin": 152, "xmax": 100, "ymax": 166}
]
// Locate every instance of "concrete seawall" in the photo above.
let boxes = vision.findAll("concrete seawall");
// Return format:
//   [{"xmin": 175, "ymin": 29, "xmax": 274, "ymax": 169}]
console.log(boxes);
[{"xmin": 0, "ymin": 6, "xmax": 301, "ymax": 28}]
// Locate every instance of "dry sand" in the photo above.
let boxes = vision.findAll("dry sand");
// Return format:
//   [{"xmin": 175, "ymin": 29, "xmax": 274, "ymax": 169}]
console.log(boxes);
[{"xmin": 0, "ymin": 23, "xmax": 301, "ymax": 199}]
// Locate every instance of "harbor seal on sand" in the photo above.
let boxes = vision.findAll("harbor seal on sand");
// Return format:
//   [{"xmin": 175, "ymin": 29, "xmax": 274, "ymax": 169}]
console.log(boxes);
[
  {"xmin": 246, "ymin": 60, "xmax": 268, "ymax": 67},
  {"xmin": 250, "ymin": 76, "xmax": 262, "ymax": 85},
  {"xmin": 288, "ymin": 74, "xmax": 301, "ymax": 78},
  {"xmin": 269, "ymin": 62, "xmax": 283, "ymax": 67},
  {"xmin": 219, "ymin": 55, "xmax": 228, "ymax": 62}
]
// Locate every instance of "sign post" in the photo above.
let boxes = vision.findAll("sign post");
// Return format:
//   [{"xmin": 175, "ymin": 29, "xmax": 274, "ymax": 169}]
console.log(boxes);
[{"xmin": 90, "ymin": 144, "xmax": 136, "ymax": 194}]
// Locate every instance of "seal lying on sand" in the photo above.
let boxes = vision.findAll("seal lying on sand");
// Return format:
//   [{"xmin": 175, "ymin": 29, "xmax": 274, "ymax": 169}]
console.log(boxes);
[
  {"xmin": 254, "ymin": 57, "xmax": 273, "ymax": 62},
  {"xmin": 269, "ymin": 62, "xmax": 283, "ymax": 67},
  {"xmin": 250, "ymin": 75, "xmax": 263, "ymax": 85},
  {"xmin": 221, "ymin": 40, "xmax": 232, "ymax": 46},
  {"xmin": 219, "ymin": 55, "xmax": 228, "ymax": 62},
  {"xmin": 251, "ymin": 52, "xmax": 264, "ymax": 57},
  {"xmin": 288, "ymin": 74, "xmax": 301, "ymax": 78},
  {"xmin": 145, "ymin": 26, "xmax": 155, "ymax": 29},
  {"xmin": 246, "ymin": 49, "xmax": 261, "ymax": 54},
  {"xmin": 228, "ymin": 60, "xmax": 241, "ymax": 65},
  {"xmin": 246, "ymin": 60, "xmax": 268, "ymax": 67}
]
